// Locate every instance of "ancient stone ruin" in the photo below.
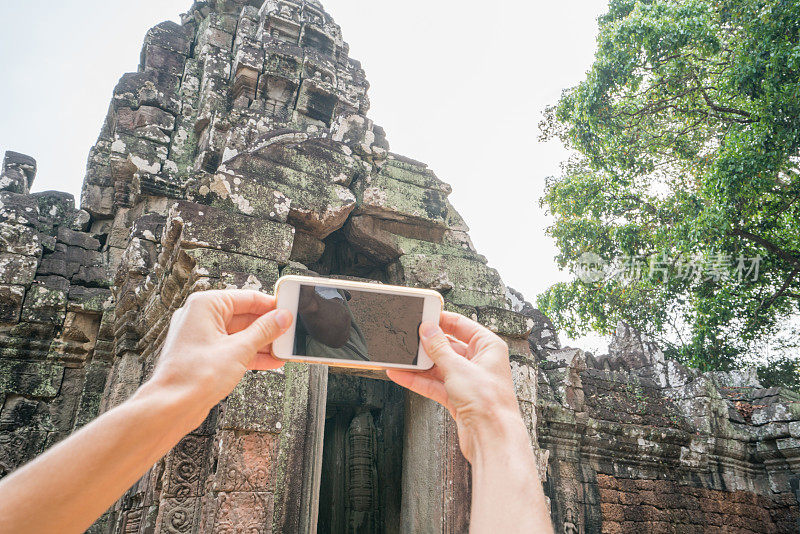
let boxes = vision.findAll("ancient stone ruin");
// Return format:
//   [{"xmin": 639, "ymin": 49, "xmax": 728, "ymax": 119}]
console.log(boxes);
[{"xmin": 0, "ymin": 1, "xmax": 798, "ymax": 532}]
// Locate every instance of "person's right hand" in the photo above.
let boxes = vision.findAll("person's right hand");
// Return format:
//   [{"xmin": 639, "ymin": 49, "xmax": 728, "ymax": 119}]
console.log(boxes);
[{"xmin": 386, "ymin": 311, "xmax": 525, "ymax": 463}]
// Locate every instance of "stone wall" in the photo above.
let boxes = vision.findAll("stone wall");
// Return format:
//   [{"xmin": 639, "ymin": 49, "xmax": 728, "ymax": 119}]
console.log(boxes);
[
  {"xmin": 0, "ymin": 1, "xmax": 797, "ymax": 533},
  {"xmin": 0, "ymin": 151, "xmax": 113, "ymax": 480},
  {"xmin": 533, "ymin": 321, "xmax": 800, "ymax": 533}
]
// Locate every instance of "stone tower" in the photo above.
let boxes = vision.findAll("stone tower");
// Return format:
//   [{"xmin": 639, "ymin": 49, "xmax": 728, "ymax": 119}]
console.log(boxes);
[
  {"xmin": 3, "ymin": 1, "xmax": 800, "ymax": 533},
  {"xmin": 0, "ymin": 1, "xmax": 541, "ymax": 532}
]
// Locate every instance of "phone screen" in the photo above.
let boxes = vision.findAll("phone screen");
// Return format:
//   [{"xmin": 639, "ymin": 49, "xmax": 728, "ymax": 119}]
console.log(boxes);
[{"xmin": 293, "ymin": 284, "xmax": 425, "ymax": 365}]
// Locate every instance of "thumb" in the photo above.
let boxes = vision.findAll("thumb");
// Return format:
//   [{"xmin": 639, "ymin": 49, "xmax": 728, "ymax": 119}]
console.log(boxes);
[
  {"xmin": 232, "ymin": 309, "xmax": 293, "ymax": 354},
  {"xmin": 420, "ymin": 322, "xmax": 468, "ymax": 374}
]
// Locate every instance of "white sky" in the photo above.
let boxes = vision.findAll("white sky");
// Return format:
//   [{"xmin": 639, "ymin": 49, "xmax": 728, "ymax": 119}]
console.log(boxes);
[{"xmin": 0, "ymin": 0, "xmax": 609, "ymax": 349}]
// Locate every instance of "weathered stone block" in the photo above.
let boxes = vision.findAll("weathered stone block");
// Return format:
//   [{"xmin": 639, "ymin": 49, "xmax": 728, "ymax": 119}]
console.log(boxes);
[
  {"xmin": 220, "ymin": 142, "xmax": 357, "ymax": 239},
  {"xmin": 31, "ymin": 191, "xmax": 77, "ymax": 229},
  {"xmin": 287, "ymin": 230, "xmax": 324, "ymax": 264},
  {"xmin": 261, "ymin": 138, "xmax": 363, "ymax": 187},
  {"xmin": 0, "ymin": 360, "xmax": 64, "ymax": 398},
  {"xmin": 81, "ymin": 184, "xmax": 115, "ymax": 219},
  {"xmin": 72, "ymin": 361, "xmax": 111, "ymax": 429},
  {"xmin": 203, "ymin": 491, "xmax": 274, "ymax": 533},
  {"xmin": 379, "ymin": 157, "xmax": 451, "ymax": 194},
  {"xmin": 0, "ymin": 427, "xmax": 51, "ymax": 477},
  {"xmin": 144, "ymin": 21, "xmax": 191, "ymax": 56},
  {"xmin": 189, "ymin": 173, "xmax": 291, "ymax": 222},
  {"xmin": 73, "ymin": 265, "xmax": 110, "ymax": 288},
  {"xmin": 0, "ymin": 151, "xmax": 36, "ymax": 194},
  {"xmin": 353, "ymin": 173, "xmax": 450, "ymax": 230},
  {"xmin": 116, "ymin": 106, "xmax": 176, "ymax": 135},
  {"xmin": 212, "ymin": 431, "xmax": 278, "ymax": 491},
  {"xmin": 476, "ymin": 306, "xmax": 535, "ymax": 339},
  {"xmin": 344, "ymin": 215, "xmax": 482, "ymax": 264},
  {"xmin": 0, "ymin": 222, "xmax": 41, "ymax": 256},
  {"xmin": 183, "ymin": 248, "xmax": 280, "ymax": 288},
  {"xmin": 389, "ymin": 254, "xmax": 507, "ymax": 307},
  {"xmin": 0, "ymin": 253, "xmax": 37, "ymax": 286},
  {"xmin": 262, "ymin": 42, "xmax": 304, "ymax": 80},
  {"xmin": 197, "ymin": 15, "xmax": 236, "ymax": 52},
  {"xmin": 67, "ymin": 286, "xmax": 112, "ymax": 313},
  {"xmin": 0, "ymin": 396, "xmax": 54, "ymax": 433},
  {"xmin": 141, "ymin": 44, "xmax": 188, "ymax": 77},
  {"xmin": 0, "ymin": 191, "xmax": 39, "ymax": 227},
  {"xmin": 113, "ymin": 71, "xmax": 181, "ymax": 115},
  {"xmin": 21, "ymin": 281, "xmax": 68, "ymax": 325},
  {"xmin": 752, "ymin": 404, "xmax": 800, "ymax": 426},
  {"xmin": 0, "ymin": 285, "xmax": 25, "ymax": 324},
  {"xmin": 57, "ymin": 227, "xmax": 101, "ymax": 251},
  {"xmin": 789, "ymin": 421, "xmax": 800, "ymax": 438},
  {"xmin": 166, "ymin": 201, "xmax": 295, "ymax": 264},
  {"xmin": 221, "ymin": 371, "xmax": 286, "ymax": 432},
  {"xmin": 111, "ymin": 134, "xmax": 168, "ymax": 177}
]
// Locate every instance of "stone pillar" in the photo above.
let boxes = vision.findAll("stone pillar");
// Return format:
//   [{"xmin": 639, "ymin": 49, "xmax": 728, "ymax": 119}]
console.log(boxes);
[{"xmin": 0, "ymin": 151, "xmax": 36, "ymax": 195}]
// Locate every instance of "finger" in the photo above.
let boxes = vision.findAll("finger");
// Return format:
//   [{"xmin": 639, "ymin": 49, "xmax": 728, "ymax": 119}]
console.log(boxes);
[
  {"xmin": 386, "ymin": 369, "xmax": 448, "ymax": 407},
  {"xmin": 231, "ymin": 309, "xmax": 293, "ymax": 354},
  {"xmin": 226, "ymin": 313, "xmax": 264, "ymax": 334},
  {"xmin": 221, "ymin": 290, "xmax": 276, "ymax": 316},
  {"xmin": 419, "ymin": 322, "xmax": 469, "ymax": 374},
  {"xmin": 440, "ymin": 311, "xmax": 502, "ymax": 351},
  {"xmin": 424, "ymin": 363, "xmax": 446, "ymax": 382},
  {"xmin": 447, "ymin": 335, "xmax": 469, "ymax": 357},
  {"xmin": 249, "ymin": 351, "xmax": 285, "ymax": 371}
]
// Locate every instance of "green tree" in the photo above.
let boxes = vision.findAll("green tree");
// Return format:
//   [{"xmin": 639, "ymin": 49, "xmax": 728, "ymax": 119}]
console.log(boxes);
[{"xmin": 539, "ymin": 0, "xmax": 800, "ymax": 385}]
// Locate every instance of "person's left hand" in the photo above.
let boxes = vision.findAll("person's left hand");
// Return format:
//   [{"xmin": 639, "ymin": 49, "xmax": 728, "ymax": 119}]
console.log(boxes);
[{"xmin": 144, "ymin": 290, "xmax": 293, "ymax": 428}]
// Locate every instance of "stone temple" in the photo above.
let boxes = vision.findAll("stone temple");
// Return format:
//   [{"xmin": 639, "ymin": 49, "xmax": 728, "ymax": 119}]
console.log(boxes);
[{"xmin": 0, "ymin": 1, "xmax": 798, "ymax": 532}]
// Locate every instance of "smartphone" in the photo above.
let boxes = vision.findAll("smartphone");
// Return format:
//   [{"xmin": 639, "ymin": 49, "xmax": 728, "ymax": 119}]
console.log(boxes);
[{"xmin": 273, "ymin": 275, "xmax": 443, "ymax": 371}]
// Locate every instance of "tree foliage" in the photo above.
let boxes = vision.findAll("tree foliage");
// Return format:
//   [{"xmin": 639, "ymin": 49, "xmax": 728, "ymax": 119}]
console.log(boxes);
[{"xmin": 539, "ymin": 0, "xmax": 800, "ymax": 384}]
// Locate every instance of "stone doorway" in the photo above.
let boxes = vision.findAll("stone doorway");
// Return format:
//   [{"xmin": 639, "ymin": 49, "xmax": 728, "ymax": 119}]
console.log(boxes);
[{"xmin": 317, "ymin": 374, "xmax": 405, "ymax": 534}]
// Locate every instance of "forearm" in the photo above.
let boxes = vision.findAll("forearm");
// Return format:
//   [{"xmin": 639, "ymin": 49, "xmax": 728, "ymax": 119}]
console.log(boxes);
[
  {"xmin": 0, "ymin": 381, "xmax": 204, "ymax": 534},
  {"xmin": 469, "ymin": 413, "xmax": 553, "ymax": 534}
]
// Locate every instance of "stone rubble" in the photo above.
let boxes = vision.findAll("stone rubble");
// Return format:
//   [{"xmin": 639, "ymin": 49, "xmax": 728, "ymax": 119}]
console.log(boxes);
[
  {"xmin": 534, "ymin": 321, "xmax": 800, "ymax": 533},
  {"xmin": 0, "ymin": 1, "xmax": 797, "ymax": 532}
]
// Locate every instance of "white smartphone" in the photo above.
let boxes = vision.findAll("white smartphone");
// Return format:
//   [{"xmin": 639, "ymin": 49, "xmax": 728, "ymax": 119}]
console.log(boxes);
[{"xmin": 273, "ymin": 275, "xmax": 443, "ymax": 371}]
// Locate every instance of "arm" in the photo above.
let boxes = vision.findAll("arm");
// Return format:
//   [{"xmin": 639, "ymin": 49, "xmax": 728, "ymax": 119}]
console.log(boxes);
[
  {"xmin": 0, "ymin": 290, "xmax": 292, "ymax": 534},
  {"xmin": 387, "ymin": 312, "xmax": 553, "ymax": 534},
  {"xmin": 298, "ymin": 285, "xmax": 352, "ymax": 348}
]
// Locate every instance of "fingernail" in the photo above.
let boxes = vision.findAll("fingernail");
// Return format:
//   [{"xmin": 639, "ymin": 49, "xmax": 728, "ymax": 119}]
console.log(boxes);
[
  {"xmin": 420, "ymin": 322, "xmax": 440, "ymax": 338},
  {"xmin": 275, "ymin": 309, "xmax": 292, "ymax": 329}
]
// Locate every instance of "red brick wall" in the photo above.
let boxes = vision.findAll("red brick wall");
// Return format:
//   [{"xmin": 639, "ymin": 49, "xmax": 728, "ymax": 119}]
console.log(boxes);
[{"xmin": 597, "ymin": 474, "xmax": 798, "ymax": 534}]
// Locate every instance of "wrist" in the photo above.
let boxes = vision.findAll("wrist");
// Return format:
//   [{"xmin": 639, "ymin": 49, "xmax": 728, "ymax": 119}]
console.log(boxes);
[
  {"xmin": 133, "ymin": 378, "xmax": 211, "ymax": 436},
  {"xmin": 466, "ymin": 400, "xmax": 532, "ymax": 462},
  {"xmin": 474, "ymin": 405, "xmax": 529, "ymax": 443}
]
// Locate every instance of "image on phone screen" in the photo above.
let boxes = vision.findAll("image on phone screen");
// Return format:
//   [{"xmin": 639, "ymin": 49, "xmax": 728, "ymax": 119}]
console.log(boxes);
[{"xmin": 293, "ymin": 284, "xmax": 425, "ymax": 365}]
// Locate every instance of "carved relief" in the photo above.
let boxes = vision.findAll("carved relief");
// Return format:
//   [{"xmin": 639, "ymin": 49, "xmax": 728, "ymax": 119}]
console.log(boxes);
[
  {"xmin": 162, "ymin": 435, "xmax": 211, "ymax": 499},
  {"xmin": 563, "ymin": 507, "xmax": 578, "ymax": 534},
  {"xmin": 346, "ymin": 410, "xmax": 378, "ymax": 533},
  {"xmin": 209, "ymin": 491, "xmax": 274, "ymax": 534},
  {"xmin": 122, "ymin": 509, "xmax": 143, "ymax": 534},
  {"xmin": 155, "ymin": 497, "xmax": 200, "ymax": 534},
  {"xmin": 213, "ymin": 431, "xmax": 278, "ymax": 492}
]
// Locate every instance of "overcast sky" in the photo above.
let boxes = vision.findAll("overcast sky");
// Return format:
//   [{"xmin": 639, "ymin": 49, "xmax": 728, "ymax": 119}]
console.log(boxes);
[{"xmin": 0, "ymin": 0, "xmax": 609, "ymax": 348}]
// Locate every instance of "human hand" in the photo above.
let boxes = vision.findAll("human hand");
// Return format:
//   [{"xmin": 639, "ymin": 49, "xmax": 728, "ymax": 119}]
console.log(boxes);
[
  {"xmin": 143, "ymin": 290, "xmax": 293, "ymax": 430},
  {"xmin": 386, "ymin": 311, "xmax": 525, "ymax": 463}
]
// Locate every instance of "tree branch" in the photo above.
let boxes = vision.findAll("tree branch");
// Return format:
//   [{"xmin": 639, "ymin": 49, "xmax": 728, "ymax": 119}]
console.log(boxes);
[
  {"xmin": 760, "ymin": 268, "xmax": 800, "ymax": 311},
  {"xmin": 732, "ymin": 229, "xmax": 800, "ymax": 268}
]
